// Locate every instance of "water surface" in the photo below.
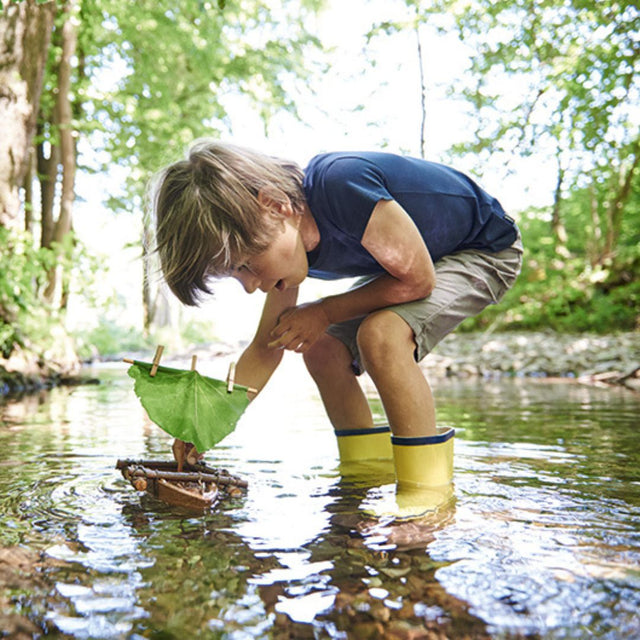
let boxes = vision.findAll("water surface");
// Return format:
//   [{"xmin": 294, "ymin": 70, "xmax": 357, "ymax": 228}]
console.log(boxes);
[{"xmin": 1, "ymin": 357, "xmax": 639, "ymax": 638}]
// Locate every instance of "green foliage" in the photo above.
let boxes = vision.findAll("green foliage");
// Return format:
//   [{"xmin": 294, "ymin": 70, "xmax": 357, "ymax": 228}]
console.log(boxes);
[
  {"xmin": 0, "ymin": 224, "xmax": 110, "ymax": 364},
  {"xmin": 80, "ymin": 0, "xmax": 324, "ymax": 205},
  {"xmin": 3, "ymin": 0, "xmax": 326, "ymax": 369},
  {"xmin": 73, "ymin": 318, "xmax": 151, "ymax": 360},
  {"xmin": 0, "ymin": 228, "xmax": 57, "ymax": 357},
  {"xmin": 73, "ymin": 316, "xmax": 222, "ymax": 360},
  {"xmin": 451, "ymin": 1, "xmax": 639, "ymax": 159},
  {"xmin": 448, "ymin": 1, "xmax": 639, "ymax": 204},
  {"xmin": 180, "ymin": 318, "xmax": 221, "ymax": 347},
  {"xmin": 461, "ymin": 193, "xmax": 640, "ymax": 333},
  {"xmin": 434, "ymin": 0, "xmax": 640, "ymax": 334}
]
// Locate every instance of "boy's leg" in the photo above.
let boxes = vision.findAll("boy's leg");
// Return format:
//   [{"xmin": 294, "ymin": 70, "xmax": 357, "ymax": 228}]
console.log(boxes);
[
  {"xmin": 304, "ymin": 333, "xmax": 393, "ymax": 462},
  {"xmin": 354, "ymin": 309, "xmax": 452, "ymax": 518},
  {"xmin": 355, "ymin": 241, "xmax": 522, "ymax": 439},
  {"xmin": 303, "ymin": 332, "xmax": 373, "ymax": 431},
  {"xmin": 356, "ymin": 310, "xmax": 436, "ymax": 438},
  {"xmin": 355, "ymin": 311, "xmax": 454, "ymax": 518},
  {"xmin": 358, "ymin": 242, "xmax": 521, "ymax": 516}
]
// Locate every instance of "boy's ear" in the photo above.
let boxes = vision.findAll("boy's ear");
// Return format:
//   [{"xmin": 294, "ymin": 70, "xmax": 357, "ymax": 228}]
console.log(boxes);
[{"xmin": 257, "ymin": 187, "xmax": 293, "ymax": 217}]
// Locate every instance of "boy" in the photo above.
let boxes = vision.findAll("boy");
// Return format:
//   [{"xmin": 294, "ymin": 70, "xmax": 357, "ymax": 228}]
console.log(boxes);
[{"xmin": 154, "ymin": 140, "xmax": 523, "ymax": 514}]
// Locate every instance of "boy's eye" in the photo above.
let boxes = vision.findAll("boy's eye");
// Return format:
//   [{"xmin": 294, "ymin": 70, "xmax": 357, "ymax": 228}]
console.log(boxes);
[{"xmin": 234, "ymin": 262, "xmax": 256, "ymax": 275}]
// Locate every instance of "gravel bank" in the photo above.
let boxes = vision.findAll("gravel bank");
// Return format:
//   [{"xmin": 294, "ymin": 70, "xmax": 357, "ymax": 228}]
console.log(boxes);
[
  {"xmin": 420, "ymin": 331, "xmax": 640, "ymax": 389},
  {"xmin": 178, "ymin": 331, "xmax": 640, "ymax": 390}
]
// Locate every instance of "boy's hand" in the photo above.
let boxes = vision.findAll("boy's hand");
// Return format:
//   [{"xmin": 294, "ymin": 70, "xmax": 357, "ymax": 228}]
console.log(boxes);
[
  {"xmin": 172, "ymin": 439, "xmax": 204, "ymax": 471},
  {"xmin": 268, "ymin": 301, "xmax": 330, "ymax": 353}
]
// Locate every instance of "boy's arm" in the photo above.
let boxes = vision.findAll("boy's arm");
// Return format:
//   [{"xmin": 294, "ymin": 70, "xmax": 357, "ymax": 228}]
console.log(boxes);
[
  {"xmin": 235, "ymin": 285, "xmax": 299, "ymax": 397},
  {"xmin": 270, "ymin": 199, "xmax": 435, "ymax": 352},
  {"xmin": 173, "ymin": 286, "xmax": 298, "ymax": 468}
]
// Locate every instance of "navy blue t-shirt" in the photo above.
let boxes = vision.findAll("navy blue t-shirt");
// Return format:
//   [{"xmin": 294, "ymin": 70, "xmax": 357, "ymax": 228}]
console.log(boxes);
[{"xmin": 302, "ymin": 152, "xmax": 518, "ymax": 280}]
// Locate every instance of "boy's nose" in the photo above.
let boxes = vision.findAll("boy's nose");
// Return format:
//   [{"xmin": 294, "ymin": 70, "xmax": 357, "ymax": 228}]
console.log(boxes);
[{"xmin": 236, "ymin": 271, "xmax": 260, "ymax": 294}]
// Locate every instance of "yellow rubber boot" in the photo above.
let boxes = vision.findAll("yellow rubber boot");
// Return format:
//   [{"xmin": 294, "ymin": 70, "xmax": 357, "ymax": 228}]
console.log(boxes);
[
  {"xmin": 335, "ymin": 426, "xmax": 394, "ymax": 483},
  {"xmin": 364, "ymin": 426, "xmax": 454, "ymax": 521},
  {"xmin": 392, "ymin": 426, "xmax": 454, "ymax": 489},
  {"xmin": 390, "ymin": 426, "xmax": 455, "ymax": 520}
]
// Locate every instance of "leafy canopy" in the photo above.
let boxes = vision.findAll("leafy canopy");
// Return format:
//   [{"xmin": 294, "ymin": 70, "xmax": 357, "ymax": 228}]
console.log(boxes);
[{"xmin": 80, "ymin": 0, "xmax": 323, "ymax": 210}]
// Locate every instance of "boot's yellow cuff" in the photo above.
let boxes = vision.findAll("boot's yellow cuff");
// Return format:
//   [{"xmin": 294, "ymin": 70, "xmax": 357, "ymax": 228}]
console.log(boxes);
[
  {"xmin": 335, "ymin": 426, "xmax": 393, "ymax": 462},
  {"xmin": 391, "ymin": 426, "xmax": 455, "ymax": 489}
]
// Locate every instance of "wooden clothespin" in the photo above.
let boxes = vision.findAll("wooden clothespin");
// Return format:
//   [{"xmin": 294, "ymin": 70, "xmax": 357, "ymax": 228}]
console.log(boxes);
[
  {"xmin": 226, "ymin": 362, "xmax": 236, "ymax": 393},
  {"xmin": 226, "ymin": 361, "xmax": 257, "ymax": 395},
  {"xmin": 150, "ymin": 345, "xmax": 164, "ymax": 377}
]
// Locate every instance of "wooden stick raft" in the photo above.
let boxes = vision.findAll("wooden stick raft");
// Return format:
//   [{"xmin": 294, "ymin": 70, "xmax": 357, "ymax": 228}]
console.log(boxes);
[{"xmin": 116, "ymin": 459, "xmax": 247, "ymax": 509}]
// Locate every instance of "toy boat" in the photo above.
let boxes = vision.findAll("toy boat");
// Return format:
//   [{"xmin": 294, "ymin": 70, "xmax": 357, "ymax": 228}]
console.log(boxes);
[{"xmin": 116, "ymin": 459, "xmax": 247, "ymax": 510}]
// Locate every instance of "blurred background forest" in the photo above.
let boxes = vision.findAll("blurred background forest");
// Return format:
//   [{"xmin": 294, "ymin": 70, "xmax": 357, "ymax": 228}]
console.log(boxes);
[{"xmin": 0, "ymin": 0, "xmax": 638, "ymax": 379}]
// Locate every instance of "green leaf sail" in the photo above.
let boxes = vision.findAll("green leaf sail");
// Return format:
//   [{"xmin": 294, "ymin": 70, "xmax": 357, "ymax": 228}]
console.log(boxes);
[{"xmin": 127, "ymin": 361, "xmax": 250, "ymax": 452}]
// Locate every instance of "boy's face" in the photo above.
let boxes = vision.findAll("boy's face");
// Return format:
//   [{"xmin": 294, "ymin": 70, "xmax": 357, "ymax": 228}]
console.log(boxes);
[{"xmin": 231, "ymin": 217, "xmax": 308, "ymax": 294}]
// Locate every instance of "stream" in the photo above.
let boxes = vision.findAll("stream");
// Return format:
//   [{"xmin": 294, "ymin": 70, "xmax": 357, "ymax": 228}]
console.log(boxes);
[{"xmin": 1, "ymin": 355, "xmax": 639, "ymax": 638}]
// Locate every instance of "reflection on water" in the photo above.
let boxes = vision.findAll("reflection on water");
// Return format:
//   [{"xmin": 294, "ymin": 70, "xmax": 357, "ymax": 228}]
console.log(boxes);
[{"xmin": 1, "ymin": 356, "xmax": 640, "ymax": 638}]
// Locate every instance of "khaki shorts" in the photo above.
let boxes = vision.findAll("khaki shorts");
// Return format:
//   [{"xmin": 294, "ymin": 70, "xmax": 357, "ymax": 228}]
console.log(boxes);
[{"xmin": 326, "ymin": 233, "xmax": 523, "ymax": 375}]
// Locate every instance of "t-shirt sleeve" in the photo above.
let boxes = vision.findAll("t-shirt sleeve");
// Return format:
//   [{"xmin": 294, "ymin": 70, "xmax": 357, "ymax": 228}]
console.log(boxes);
[{"xmin": 321, "ymin": 156, "xmax": 393, "ymax": 240}]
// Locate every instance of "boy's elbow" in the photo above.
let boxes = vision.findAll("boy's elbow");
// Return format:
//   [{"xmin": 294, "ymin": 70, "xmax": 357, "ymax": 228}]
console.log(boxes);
[
  {"xmin": 423, "ymin": 277, "xmax": 436, "ymax": 298},
  {"xmin": 251, "ymin": 340, "xmax": 284, "ymax": 364},
  {"xmin": 396, "ymin": 275, "xmax": 434, "ymax": 303},
  {"xmin": 415, "ymin": 276, "xmax": 435, "ymax": 299},
  {"xmin": 402, "ymin": 258, "xmax": 435, "ymax": 301},
  {"xmin": 408, "ymin": 267, "xmax": 436, "ymax": 300}
]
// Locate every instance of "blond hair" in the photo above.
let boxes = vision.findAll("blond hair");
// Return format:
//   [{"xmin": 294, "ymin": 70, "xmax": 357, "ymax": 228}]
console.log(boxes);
[{"xmin": 152, "ymin": 139, "xmax": 305, "ymax": 305}]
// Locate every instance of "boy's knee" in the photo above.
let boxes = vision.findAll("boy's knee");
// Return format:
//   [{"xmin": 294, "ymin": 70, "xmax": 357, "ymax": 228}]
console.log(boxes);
[
  {"xmin": 303, "ymin": 333, "xmax": 350, "ymax": 379},
  {"xmin": 357, "ymin": 311, "xmax": 414, "ymax": 370},
  {"xmin": 302, "ymin": 340, "xmax": 325, "ymax": 377}
]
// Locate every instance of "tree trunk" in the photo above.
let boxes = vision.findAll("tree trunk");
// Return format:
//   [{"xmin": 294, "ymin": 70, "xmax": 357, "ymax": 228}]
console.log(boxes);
[
  {"xmin": 43, "ymin": 0, "xmax": 78, "ymax": 304},
  {"xmin": 23, "ymin": 146, "xmax": 34, "ymax": 233},
  {"xmin": 142, "ymin": 221, "xmax": 154, "ymax": 333},
  {"xmin": 600, "ymin": 141, "xmax": 640, "ymax": 264},
  {"xmin": 587, "ymin": 177, "xmax": 602, "ymax": 267},
  {"xmin": 37, "ymin": 122, "xmax": 59, "ymax": 250},
  {"xmin": 551, "ymin": 153, "xmax": 570, "ymax": 258},
  {"xmin": 0, "ymin": 0, "xmax": 55, "ymax": 228}
]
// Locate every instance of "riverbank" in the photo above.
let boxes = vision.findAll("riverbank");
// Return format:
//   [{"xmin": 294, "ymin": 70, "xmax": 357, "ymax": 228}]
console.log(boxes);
[
  {"xmin": 1, "ymin": 331, "xmax": 639, "ymax": 399},
  {"xmin": 177, "ymin": 331, "xmax": 640, "ymax": 392},
  {"xmin": 420, "ymin": 331, "xmax": 640, "ymax": 390},
  {"xmin": 0, "ymin": 343, "xmax": 97, "ymax": 398}
]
